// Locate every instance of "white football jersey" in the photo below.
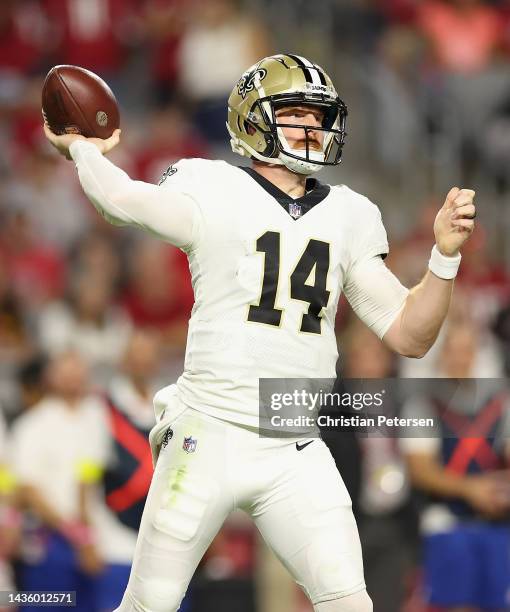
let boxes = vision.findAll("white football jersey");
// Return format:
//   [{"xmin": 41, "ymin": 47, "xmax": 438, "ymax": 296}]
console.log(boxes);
[
  {"xmin": 70, "ymin": 143, "xmax": 408, "ymax": 430},
  {"xmin": 159, "ymin": 159, "xmax": 391, "ymax": 427}
]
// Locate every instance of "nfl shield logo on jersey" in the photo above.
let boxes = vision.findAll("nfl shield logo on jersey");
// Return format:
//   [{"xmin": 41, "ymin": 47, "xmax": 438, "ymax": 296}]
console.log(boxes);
[
  {"xmin": 289, "ymin": 202, "xmax": 302, "ymax": 219},
  {"xmin": 182, "ymin": 436, "xmax": 197, "ymax": 453}
]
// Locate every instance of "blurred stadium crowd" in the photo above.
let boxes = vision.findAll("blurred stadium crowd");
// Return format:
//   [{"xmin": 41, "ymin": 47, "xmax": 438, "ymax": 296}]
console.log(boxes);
[{"xmin": 1, "ymin": 0, "xmax": 510, "ymax": 611}]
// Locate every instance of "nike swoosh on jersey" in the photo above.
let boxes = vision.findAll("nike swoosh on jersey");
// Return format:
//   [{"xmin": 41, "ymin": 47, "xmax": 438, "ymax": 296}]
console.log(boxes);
[{"xmin": 296, "ymin": 441, "xmax": 314, "ymax": 451}]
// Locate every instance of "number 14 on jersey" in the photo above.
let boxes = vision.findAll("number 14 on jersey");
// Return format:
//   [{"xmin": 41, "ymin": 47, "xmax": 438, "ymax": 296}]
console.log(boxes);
[{"xmin": 247, "ymin": 231, "xmax": 331, "ymax": 335}]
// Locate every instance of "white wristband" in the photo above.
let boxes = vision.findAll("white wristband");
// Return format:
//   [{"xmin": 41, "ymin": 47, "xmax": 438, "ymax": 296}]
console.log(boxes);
[{"xmin": 428, "ymin": 244, "xmax": 461, "ymax": 279}]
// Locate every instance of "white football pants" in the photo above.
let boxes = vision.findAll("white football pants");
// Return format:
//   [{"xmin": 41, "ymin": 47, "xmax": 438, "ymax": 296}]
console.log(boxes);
[{"xmin": 114, "ymin": 406, "xmax": 367, "ymax": 611}]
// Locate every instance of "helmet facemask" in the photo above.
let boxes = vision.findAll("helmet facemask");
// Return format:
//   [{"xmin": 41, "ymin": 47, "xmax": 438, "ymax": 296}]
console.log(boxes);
[{"xmin": 245, "ymin": 94, "xmax": 347, "ymax": 175}]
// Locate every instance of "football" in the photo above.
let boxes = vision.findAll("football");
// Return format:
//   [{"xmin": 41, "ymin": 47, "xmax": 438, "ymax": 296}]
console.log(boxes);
[{"xmin": 42, "ymin": 65, "xmax": 120, "ymax": 139}]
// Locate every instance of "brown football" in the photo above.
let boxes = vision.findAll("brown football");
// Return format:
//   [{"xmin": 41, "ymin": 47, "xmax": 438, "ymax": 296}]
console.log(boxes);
[{"xmin": 42, "ymin": 65, "xmax": 120, "ymax": 139}]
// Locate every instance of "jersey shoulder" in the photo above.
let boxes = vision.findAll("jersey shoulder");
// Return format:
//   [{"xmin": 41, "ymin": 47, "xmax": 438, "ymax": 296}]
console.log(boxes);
[
  {"xmin": 328, "ymin": 184, "xmax": 382, "ymax": 221},
  {"xmin": 167, "ymin": 157, "xmax": 236, "ymax": 177},
  {"xmin": 158, "ymin": 158, "xmax": 238, "ymax": 191}
]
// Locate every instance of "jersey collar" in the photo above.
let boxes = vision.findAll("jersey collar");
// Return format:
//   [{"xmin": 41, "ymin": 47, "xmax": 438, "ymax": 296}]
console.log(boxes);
[{"xmin": 240, "ymin": 167, "xmax": 330, "ymax": 220}]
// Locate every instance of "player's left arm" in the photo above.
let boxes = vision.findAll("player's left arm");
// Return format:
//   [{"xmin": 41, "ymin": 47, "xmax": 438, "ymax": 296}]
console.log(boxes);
[
  {"xmin": 344, "ymin": 188, "xmax": 475, "ymax": 358},
  {"xmin": 383, "ymin": 187, "xmax": 475, "ymax": 357}
]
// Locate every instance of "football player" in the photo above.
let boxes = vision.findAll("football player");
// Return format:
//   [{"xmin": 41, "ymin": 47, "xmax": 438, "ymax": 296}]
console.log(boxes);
[{"xmin": 44, "ymin": 54, "xmax": 476, "ymax": 612}]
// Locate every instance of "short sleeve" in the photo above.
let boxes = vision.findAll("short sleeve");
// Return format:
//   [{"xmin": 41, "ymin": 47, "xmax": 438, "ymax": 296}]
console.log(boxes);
[{"xmin": 351, "ymin": 205, "xmax": 389, "ymax": 266}]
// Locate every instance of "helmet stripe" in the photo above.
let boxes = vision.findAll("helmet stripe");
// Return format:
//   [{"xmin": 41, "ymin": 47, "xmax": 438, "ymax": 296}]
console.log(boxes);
[
  {"xmin": 287, "ymin": 53, "xmax": 326, "ymax": 85},
  {"xmin": 285, "ymin": 53, "xmax": 314, "ymax": 84},
  {"xmin": 315, "ymin": 67, "xmax": 327, "ymax": 86},
  {"xmin": 297, "ymin": 55, "xmax": 327, "ymax": 85}
]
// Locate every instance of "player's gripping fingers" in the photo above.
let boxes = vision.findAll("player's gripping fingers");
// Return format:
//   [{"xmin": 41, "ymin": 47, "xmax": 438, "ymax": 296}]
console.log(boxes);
[
  {"xmin": 101, "ymin": 128, "xmax": 121, "ymax": 153},
  {"xmin": 452, "ymin": 203, "xmax": 476, "ymax": 220},
  {"xmin": 444, "ymin": 187, "xmax": 461, "ymax": 210},
  {"xmin": 86, "ymin": 128, "xmax": 121, "ymax": 155},
  {"xmin": 451, "ymin": 218, "xmax": 475, "ymax": 231},
  {"xmin": 453, "ymin": 189, "xmax": 476, "ymax": 209}
]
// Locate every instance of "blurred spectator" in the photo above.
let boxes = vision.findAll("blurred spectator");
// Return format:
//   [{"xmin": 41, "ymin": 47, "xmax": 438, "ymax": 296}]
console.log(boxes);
[
  {"xmin": 7, "ymin": 352, "xmax": 111, "ymax": 612},
  {"xmin": 0, "ymin": 210, "xmax": 66, "ymax": 309},
  {"xmin": 0, "ymin": 75, "xmax": 45, "ymax": 177},
  {"xmin": 0, "ymin": 0, "xmax": 48, "ymax": 77},
  {"xmin": 178, "ymin": 0, "xmax": 271, "ymax": 142},
  {"xmin": 42, "ymin": 0, "xmax": 139, "ymax": 79},
  {"xmin": 86, "ymin": 330, "xmax": 189, "ymax": 610},
  {"xmin": 418, "ymin": 0, "xmax": 503, "ymax": 74},
  {"xmin": 122, "ymin": 239, "xmax": 193, "ymax": 353},
  {"xmin": 332, "ymin": 0, "xmax": 386, "ymax": 55},
  {"xmin": 379, "ymin": 0, "xmax": 419, "ymax": 26},
  {"xmin": 133, "ymin": 105, "xmax": 210, "ymax": 184},
  {"xmin": 481, "ymin": 90, "xmax": 510, "ymax": 192},
  {"xmin": 363, "ymin": 25, "xmax": 426, "ymax": 179},
  {"xmin": 401, "ymin": 324, "xmax": 510, "ymax": 612},
  {"xmin": 14, "ymin": 356, "xmax": 48, "ymax": 419},
  {"xmin": 101, "ymin": 330, "xmax": 160, "ymax": 528},
  {"xmin": 0, "ymin": 254, "xmax": 32, "ymax": 368},
  {"xmin": 37, "ymin": 271, "xmax": 131, "ymax": 384},
  {"xmin": 70, "ymin": 231, "xmax": 121, "ymax": 285},
  {"xmin": 141, "ymin": 0, "xmax": 188, "ymax": 105},
  {"xmin": 456, "ymin": 226, "xmax": 510, "ymax": 326},
  {"xmin": 0, "ymin": 407, "xmax": 20, "ymax": 608},
  {"xmin": 494, "ymin": 300, "xmax": 510, "ymax": 376},
  {"xmin": 416, "ymin": 0, "xmax": 510, "ymax": 183},
  {"xmin": 4, "ymin": 137, "xmax": 91, "ymax": 252}
]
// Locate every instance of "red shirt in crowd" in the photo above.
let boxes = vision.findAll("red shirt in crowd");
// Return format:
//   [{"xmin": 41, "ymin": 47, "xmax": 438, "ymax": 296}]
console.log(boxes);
[
  {"xmin": 43, "ymin": 0, "xmax": 138, "ymax": 75},
  {"xmin": 418, "ymin": 0, "xmax": 504, "ymax": 73}
]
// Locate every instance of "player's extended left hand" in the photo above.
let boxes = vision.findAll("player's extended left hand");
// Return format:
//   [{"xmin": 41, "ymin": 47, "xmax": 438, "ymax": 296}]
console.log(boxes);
[
  {"xmin": 43, "ymin": 122, "xmax": 121, "ymax": 160},
  {"xmin": 434, "ymin": 187, "xmax": 476, "ymax": 257}
]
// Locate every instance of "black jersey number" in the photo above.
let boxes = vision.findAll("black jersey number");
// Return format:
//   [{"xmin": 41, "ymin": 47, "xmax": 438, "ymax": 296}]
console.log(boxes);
[{"xmin": 247, "ymin": 231, "xmax": 330, "ymax": 334}]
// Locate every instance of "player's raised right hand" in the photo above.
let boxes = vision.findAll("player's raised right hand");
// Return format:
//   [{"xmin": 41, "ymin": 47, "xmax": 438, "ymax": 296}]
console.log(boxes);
[{"xmin": 43, "ymin": 122, "xmax": 121, "ymax": 160}]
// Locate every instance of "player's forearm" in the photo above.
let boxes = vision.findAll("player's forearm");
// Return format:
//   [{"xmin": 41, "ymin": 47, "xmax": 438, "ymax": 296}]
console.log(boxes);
[
  {"xmin": 394, "ymin": 270, "xmax": 454, "ymax": 357},
  {"xmin": 69, "ymin": 140, "xmax": 137, "ymax": 227}
]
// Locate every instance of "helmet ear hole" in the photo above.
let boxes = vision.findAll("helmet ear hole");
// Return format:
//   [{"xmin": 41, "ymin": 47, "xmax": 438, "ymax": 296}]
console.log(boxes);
[{"xmin": 244, "ymin": 121, "xmax": 256, "ymax": 136}]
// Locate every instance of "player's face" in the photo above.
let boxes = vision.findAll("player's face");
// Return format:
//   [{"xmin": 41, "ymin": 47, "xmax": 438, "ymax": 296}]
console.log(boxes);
[{"xmin": 275, "ymin": 105, "xmax": 325, "ymax": 151}]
